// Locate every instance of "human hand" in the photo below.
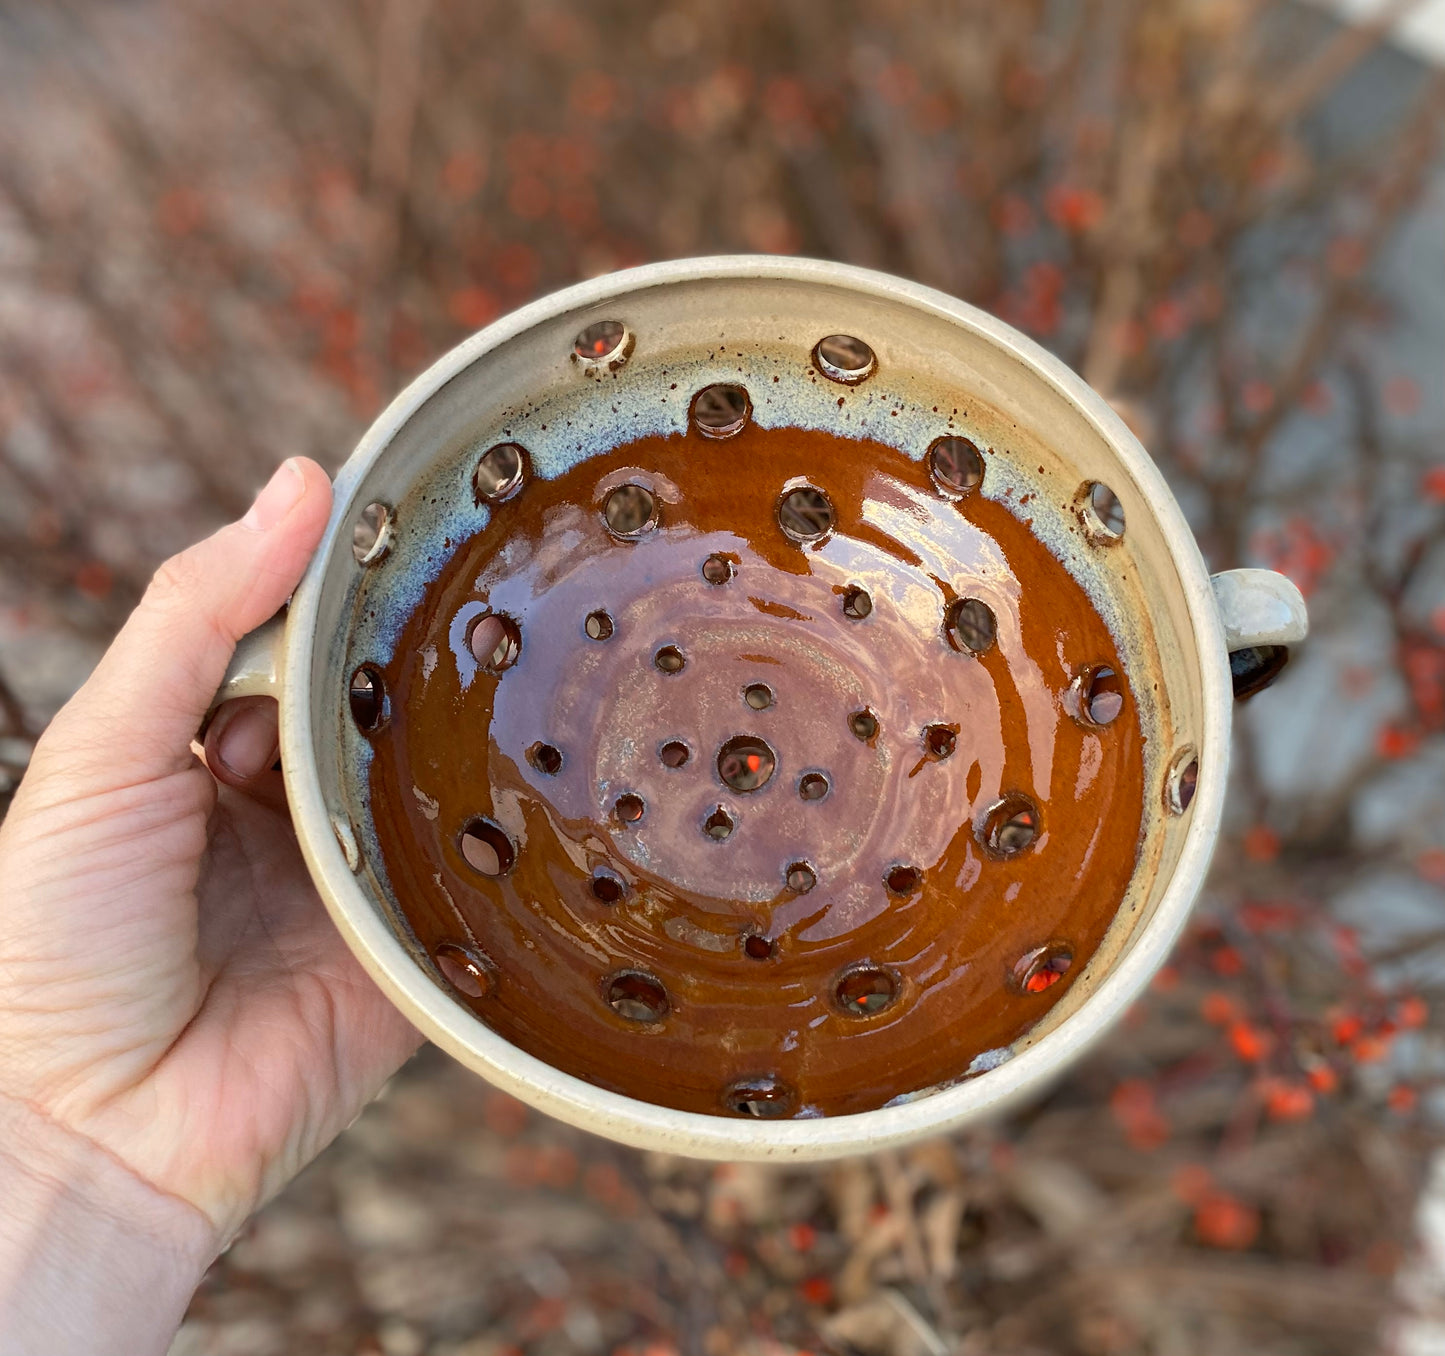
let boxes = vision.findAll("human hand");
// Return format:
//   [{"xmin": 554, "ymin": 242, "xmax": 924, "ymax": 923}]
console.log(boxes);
[{"xmin": 0, "ymin": 459, "xmax": 421, "ymax": 1354}]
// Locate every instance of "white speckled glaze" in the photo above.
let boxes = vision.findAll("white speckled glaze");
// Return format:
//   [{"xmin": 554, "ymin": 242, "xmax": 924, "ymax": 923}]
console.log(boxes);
[{"xmin": 220, "ymin": 256, "xmax": 1303, "ymax": 1160}]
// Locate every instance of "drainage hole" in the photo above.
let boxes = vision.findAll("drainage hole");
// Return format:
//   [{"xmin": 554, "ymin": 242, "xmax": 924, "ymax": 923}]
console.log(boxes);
[
  {"xmin": 743, "ymin": 933, "xmax": 776, "ymax": 960},
  {"xmin": 924, "ymin": 724, "xmax": 957, "ymax": 759},
  {"xmin": 723, "ymin": 1076, "xmax": 795, "ymax": 1118},
  {"xmin": 799, "ymin": 772, "xmax": 831, "ymax": 801},
  {"xmin": 615, "ymin": 793, "xmax": 646, "ymax": 824},
  {"xmin": 702, "ymin": 552, "xmax": 735, "ymax": 584},
  {"xmin": 946, "ymin": 597, "xmax": 997, "ymax": 655},
  {"xmin": 835, "ymin": 964, "xmax": 899, "ymax": 1016},
  {"xmin": 704, "ymin": 807, "xmax": 735, "ymax": 840},
  {"xmin": 848, "ymin": 709, "xmax": 879, "ymax": 742},
  {"xmin": 584, "ymin": 609, "xmax": 615, "ymax": 641},
  {"xmin": 574, "ymin": 319, "xmax": 629, "ymax": 364},
  {"xmin": 349, "ymin": 664, "xmax": 389, "ymax": 733},
  {"xmin": 785, "ymin": 862, "xmax": 816, "ymax": 893},
  {"xmin": 778, "ymin": 485, "xmax": 834, "ymax": 542},
  {"xmin": 744, "ymin": 683, "xmax": 774, "ymax": 711},
  {"xmin": 885, "ymin": 864, "xmax": 921, "ymax": 895},
  {"xmin": 691, "ymin": 383, "xmax": 751, "ymax": 438},
  {"xmin": 605, "ymin": 970, "xmax": 668, "ymax": 1023},
  {"xmin": 468, "ymin": 612, "xmax": 521, "ymax": 672},
  {"xmin": 1011, "ymin": 943, "xmax": 1074, "ymax": 995},
  {"xmin": 659, "ymin": 740, "xmax": 690, "ymax": 768},
  {"xmin": 434, "ymin": 941, "xmax": 496, "ymax": 999},
  {"xmin": 929, "ymin": 435, "xmax": 985, "ymax": 497},
  {"xmin": 604, "ymin": 483, "xmax": 658, "ymax": 538},
  {"xmin": 718, "ymin": 736, "xmax": 776, "ymax": 792},
  {"xmin": 352, "ymin": 501, "xmax": 393, "ymax": 565},
  {"xmin": 981, "ymin": 794, "xmax": 1040, "ymax": 857},
  {"xmin": 591, "ymin": 868, "xmax": 626, "ymax": 904},
  {"xmin": 473, "ymin": 442, "xmax": 526, "ymax": 503},
  {"xmin": 1166, "ymin": 749, "xmax": 1199, "ymax": 815},
  {"xmin": 655, "ymin": 644, "xmax": 686, "ymax": 674},
  {"xmin": 842, "ymin": 586, "xmax": 872, "ymax": 620},
  {"xmin": 1084, "ymin": 481, "xmax": 1126, "ymax": 539},
  {"xmin": 1077, "ymin": 665, "xmax": 1124, "ymax": 726},
  {"xmin": 527, "ymin": 742, "xmax": 563, "ymax": 776},
  {"xmin": 459, "ymin": 818, "xmax": 516, "ymax": 876},
  {"xmin": 813, "ymin": 333, "xmax": 877, "ymax": 385}
]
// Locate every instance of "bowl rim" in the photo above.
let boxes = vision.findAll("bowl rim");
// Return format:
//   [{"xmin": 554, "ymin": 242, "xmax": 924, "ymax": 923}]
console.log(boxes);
[{"xmin": 280, "ymin": 254, "xmax": 1230, "ymax": 1160}]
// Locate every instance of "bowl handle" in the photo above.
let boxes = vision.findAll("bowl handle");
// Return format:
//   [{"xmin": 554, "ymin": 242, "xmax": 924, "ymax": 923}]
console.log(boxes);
[
  {"xmin": 1209, "ymin": 569, "xmax": 1308, "ymax": 700},
  {"xmin": 198, "ymin": 610, "xmax": 286, "ymax": 739}
]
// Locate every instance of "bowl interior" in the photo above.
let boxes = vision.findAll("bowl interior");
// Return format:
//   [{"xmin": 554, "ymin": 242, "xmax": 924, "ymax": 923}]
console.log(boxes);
[{"xmin": 283, "ymin": 258, "xmax": 1225, "ymax": 1158}]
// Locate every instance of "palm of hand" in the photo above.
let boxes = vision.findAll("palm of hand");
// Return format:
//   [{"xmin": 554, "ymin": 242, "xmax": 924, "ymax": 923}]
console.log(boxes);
[{"xmin": 0, "ymin": 739, "xmax": 418, "ymax": 1243}]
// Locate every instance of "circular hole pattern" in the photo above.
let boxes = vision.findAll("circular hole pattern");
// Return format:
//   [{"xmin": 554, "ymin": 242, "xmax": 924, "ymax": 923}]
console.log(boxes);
[
  {"xmin": 835, "ymin": 964, "xmax": 899, "ymax": 1017},
  {"xmin": 704, "ymin": 806, "xmax": 735, "ymax": 840},
  {"xmin": 777, "ymin": 485, "xmax": 834, "ymax": 542},
  {"xmin": 1076, "ymin": 665, "xmax": 1125, "ymax": 726},
  {"xmin": 848, "ymin": 709, "xmax": 879, "ymax": 742},
  {"xmin": 459, "ymin": 818, "xmax": 516, "ymax": 876},
  {"xmin": 659, "ymin": 739, "xmax": 690, "ymax": 769},
  {"xmin": 924, "ymin": 723, "xmax": 957, "ymax": 759},
  {"xmin": 434, "ymin": 941, "xmax": 496, "ymax": 1000},
  {"xmin": 723, "ymin": 1076, "xmax": 795, "ymax": 1119},
  {"xmin": 605, "ymin": 970, "xmax": 669, "ymax": 1023},
  {"xmin": 702, "ymin": 553, "xmax": 735, "ymax": 584},
  {"xmin": 468, "ymin": 612, "xmax": 521, "ymax": 673},
  {"xmin": 798, "ymin": 772, "xmax": 831, "ymax": 801},
  {"xmin": 980, "ymin": 794, "xmax": 1041, "ymax": 858},
  {"xmin": 591, "ymin": 868, "xmax": 626, "ymax": 904},
  {"xmin": 717, "ymin": 735, "xmax": 776, "ymax": 793},
  {"xmin": 813, "ymin": 333, "xmax": 877, "ymax": 385},
  {"xmin": 352, "ymin": 501, "xmax": 393, "ymax": 565},
  {"xmin": 946, "ymin": 597, "xmax": 997, "ymax": 655},
  {"xmin": 473, "ymin": 442, "xmax": 526, "ymax": 503},
  {"xmin": 573, "ymin": 319, "xmax": 629, "ymax": 366},
  {"xmin": 349, "ymin": 665, "xmax": 389, "ymax": 732},
  {"xmin": 885, "ymin": 864, "xmax": 921, "ymax": 895},
  {"xmin": 402, "ymin": 389, "xmax": 1166, "ymax": 1090},
  {"xmin": 786, "ymin": 861, "xmax": 816, "ymax": 893},
  {"xmin": 615, "ymin": 793, "xmax": 646, "ymax": 824},
  {"xmin": 603, "ymin": 483, "xmax": 658, "ymax": 538},
  {"xmin": 1166, "ymin": 749, "xmax": 1199, "ymax": 815},
  {"xmin": 1084, "ymin": 481, "xmax": 1126, "ymax": 539},
  {"xmin": 1011, "ymin": 943, "xmax": 1074, "ymax": 995},
  {"xmin": 929, "ymin": 436, "xmax": 985, "ymax": 498},
  {"xmin": 691, "ymin": 383, "xmax": 751, "ymax": 438}
]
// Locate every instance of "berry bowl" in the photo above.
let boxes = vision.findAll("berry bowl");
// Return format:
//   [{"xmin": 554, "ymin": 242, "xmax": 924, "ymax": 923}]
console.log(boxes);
[{"xmin": 215, "ymin": 256, "xmax": 1306, "ymax": 1159}]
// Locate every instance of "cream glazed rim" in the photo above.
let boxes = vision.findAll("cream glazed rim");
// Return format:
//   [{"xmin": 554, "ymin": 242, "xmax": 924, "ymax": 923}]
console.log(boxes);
[
  {"xmin": 288, "ymin": 256, "xmax": 1241, "ymax": 1154},
  {"xmin": 257, "ymin": 255, "xmax": 1290, "ymax": 1160}
]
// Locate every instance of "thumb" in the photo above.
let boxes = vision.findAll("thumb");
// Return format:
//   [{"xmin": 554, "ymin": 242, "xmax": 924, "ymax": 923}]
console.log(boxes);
[{"xmin": 36, "ymin": 457, "xmax": 332, "ymax": 791}]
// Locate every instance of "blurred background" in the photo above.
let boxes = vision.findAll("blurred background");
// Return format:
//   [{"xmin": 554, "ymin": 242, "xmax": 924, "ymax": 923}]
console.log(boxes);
[{"xmin": 2, "ymin": 1, "xmax": 1444, "ymax": 1352}]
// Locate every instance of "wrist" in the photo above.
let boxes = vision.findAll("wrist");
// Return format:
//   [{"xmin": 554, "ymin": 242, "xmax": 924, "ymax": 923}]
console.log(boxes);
[{"xmin": 0, "ymin": 1089, "xmax": 218, "ymax": 1356}]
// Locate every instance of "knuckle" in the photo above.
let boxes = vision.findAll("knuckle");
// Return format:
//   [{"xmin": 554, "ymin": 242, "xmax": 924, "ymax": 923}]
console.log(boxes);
[{"xmin": 147, "ymin": 547, "xmax": 205, "ymax": 612}]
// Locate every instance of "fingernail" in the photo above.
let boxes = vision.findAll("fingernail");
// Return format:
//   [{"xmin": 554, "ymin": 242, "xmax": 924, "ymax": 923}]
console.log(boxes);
[
  {"xmin": 242, "ymin": 459, "xmax": 305, "ymax": 532},
  {"xmin": 215, "ymin": 704, "xmax": 280, "ymax": 780}
]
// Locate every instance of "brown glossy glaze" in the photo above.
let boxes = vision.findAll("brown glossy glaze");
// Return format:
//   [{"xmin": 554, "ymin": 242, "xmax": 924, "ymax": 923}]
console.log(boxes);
[{"xmin": 364, "ymin": 421, "xmax": 1145, "ymax": 1118}]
